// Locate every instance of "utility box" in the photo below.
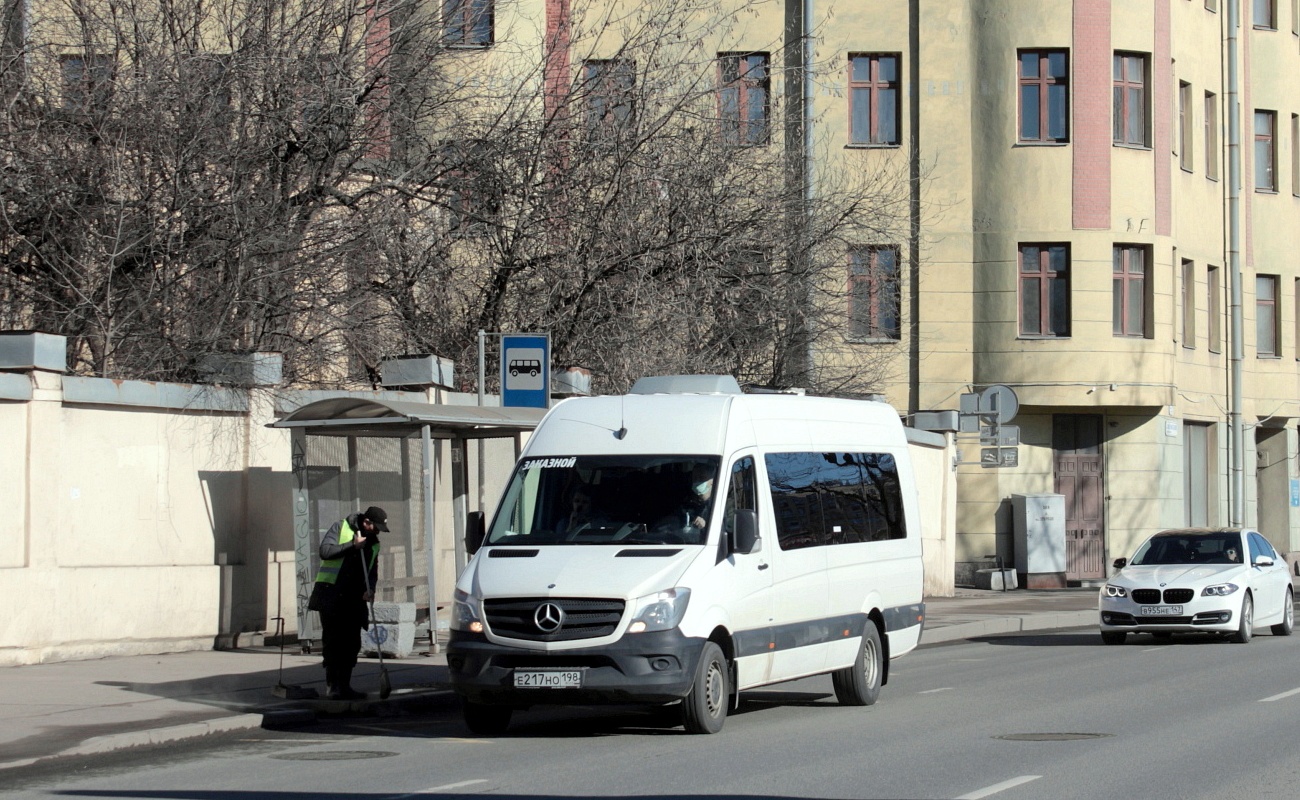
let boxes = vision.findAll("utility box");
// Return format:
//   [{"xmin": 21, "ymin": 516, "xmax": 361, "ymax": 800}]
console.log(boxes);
[{"xmin": 1012, "ymin": 493, "xmax": 1067, "ymax": 589}]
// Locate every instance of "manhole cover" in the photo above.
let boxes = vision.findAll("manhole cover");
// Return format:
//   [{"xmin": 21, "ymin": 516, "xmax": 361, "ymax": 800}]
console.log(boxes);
[
  {"xmin": 270, "ymin": 751, "xmax": 398, "ymax": 761},
  {"xmin": 995, "ymin": 733, "xmax": 1113, "ymax": 742}
]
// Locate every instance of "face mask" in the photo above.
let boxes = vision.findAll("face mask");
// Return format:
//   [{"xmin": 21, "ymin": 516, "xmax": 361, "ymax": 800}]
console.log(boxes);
[{"xmin": 693, "ymin": 480, "xmax": 713, "ymax": 497}]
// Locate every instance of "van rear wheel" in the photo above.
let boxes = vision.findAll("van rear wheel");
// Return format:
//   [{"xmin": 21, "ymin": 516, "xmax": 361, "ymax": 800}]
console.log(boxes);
[
  {"xmin": 681, "ymin": 642, "xmax": 728, "ymax": 734},
  {"xmin": 832, "ymin": 623, "xmax": 882, "ymax": 706}
]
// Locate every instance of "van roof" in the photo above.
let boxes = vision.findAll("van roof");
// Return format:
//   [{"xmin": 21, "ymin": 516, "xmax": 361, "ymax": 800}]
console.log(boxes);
[{"xmin": 527, "ymin": 390, "xmax": 905, "ymax": 457}]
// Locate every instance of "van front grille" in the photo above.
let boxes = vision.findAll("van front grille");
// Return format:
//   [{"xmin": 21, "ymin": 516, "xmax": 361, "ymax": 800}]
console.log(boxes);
[{"xmin": 483, "ymin": 597, "xmax": 625, "ymax": 642}]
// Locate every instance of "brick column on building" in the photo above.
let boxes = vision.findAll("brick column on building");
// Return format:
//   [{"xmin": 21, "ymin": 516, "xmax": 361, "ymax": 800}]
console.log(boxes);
[
  {"xmin": 1072, "ymin": 0, "xmax": 1111, "ymax": 230},
  {"xmin": 1153, "ymin": 0, "xmax": 1171, "ymax": 236}
]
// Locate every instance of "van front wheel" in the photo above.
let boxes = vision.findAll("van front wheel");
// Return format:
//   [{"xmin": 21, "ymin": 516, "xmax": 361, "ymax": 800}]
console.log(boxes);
[
  {"xmin": 681, "ymin": 642, "xmax": 728, "ymax": 734},
  {"xmin": 832, "ymin": 623, "xmax": 882, "ymax": 706}
]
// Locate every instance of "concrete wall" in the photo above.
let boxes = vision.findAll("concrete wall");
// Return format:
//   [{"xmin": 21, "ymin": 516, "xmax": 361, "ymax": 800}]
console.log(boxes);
[
  {"xmin": 909, "ymin": 430, "xmax": 958, "ymax": 598},
  {"xmin": 0, "ymin": 368, "xmax": 523, "ymax": 666}
]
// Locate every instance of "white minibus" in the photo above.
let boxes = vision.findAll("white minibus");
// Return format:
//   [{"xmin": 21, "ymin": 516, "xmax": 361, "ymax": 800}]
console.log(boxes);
[{"xmin": 447, "ymin": 375, "xmax": 925, "ymax": 734}]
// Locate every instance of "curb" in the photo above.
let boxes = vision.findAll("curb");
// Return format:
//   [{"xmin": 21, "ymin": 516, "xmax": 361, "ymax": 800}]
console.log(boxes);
[{"xmin": 919, "ymin": 610, "xmax": 1097, "ymax": 645}]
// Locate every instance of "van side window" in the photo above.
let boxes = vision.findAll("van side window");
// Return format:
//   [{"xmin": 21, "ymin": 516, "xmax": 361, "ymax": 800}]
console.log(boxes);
[
  {"xmin": 723, "ymin": 456, "xmax": 758, "ymax": 537},
  {"xmin": 765, "ymin": 451, "xmax": 907, "ymax": 551}
]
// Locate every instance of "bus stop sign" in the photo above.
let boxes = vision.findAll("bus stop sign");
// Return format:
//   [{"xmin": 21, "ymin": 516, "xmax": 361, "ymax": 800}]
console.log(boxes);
[{"xmin": 500, "ymin": 334, "xmax": 550, "ymax": 408}]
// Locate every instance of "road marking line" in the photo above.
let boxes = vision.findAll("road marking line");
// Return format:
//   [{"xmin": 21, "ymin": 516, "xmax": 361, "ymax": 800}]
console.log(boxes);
[
  {"xmin": 391, "ymin": 779, "xmax": 490, "ymax": 799},
  {"xmin": 955, "ymin": 775, "xmax": 1042, "ymax": 799},
  {"xmin": 919, "ymin": 687, "xmax": 953, "ymax": 694},
  {"xmin": 1259, "ymin": 687, "xmax": 1300, "ymax": 702}
]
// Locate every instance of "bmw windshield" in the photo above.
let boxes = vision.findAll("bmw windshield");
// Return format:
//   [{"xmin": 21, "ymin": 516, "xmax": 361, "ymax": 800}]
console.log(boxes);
[
  {"xmin": 1129, "ymin": 532, "xmax": 1244, "ymax": 566},
  {"xmin": 486, "ymin": 455, "xmax": 720, "ymax": 546}
]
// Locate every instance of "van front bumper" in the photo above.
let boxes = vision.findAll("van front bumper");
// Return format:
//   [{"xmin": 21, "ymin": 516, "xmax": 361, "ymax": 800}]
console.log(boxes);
[{"xmin": 446, "ymin": 629, "xmax": 705, "ymax": 706}]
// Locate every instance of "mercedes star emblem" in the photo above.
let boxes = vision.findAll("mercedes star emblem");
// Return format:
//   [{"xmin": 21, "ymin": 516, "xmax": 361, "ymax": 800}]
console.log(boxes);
[{"xmin": 534, "ymin": 602, "xmax": 564, "ymax": 633}]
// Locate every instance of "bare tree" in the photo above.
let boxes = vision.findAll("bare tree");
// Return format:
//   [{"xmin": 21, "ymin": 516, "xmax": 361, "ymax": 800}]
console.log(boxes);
[{"xmin": 2, "ymin": 0, "xmax": 918, "ymax": 397}]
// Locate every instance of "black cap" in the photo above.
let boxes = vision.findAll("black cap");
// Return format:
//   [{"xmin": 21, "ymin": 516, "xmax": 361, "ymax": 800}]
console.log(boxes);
[{"xmin": 363, "ymin": 506, "xmax": 390, "ymax": 532}]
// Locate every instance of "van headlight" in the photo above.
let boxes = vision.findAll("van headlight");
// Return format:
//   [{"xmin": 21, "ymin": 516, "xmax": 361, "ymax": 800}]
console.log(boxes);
[
  {"xmin": 451, "ymin": 588, "xmax": 484, "ymax": 633},
  {"xmin": 627, "ymin": 588, "xmax": 691, "ymax": 633}
]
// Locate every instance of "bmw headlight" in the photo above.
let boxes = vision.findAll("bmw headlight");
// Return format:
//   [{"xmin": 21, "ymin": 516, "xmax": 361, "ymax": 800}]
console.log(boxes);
[
  {"xmin": 627, "ymin": 588, "xmax": 691, "ymax": 633},
  {"xmin": 1103, "ymin": 584, "xmax": 1128, "ymax": 598},
  {"xmin": 451, "ymin": 587, "xmax": 484, "ymax": 633},
  {"xmin": 1202, "ymin": 583, "xmax": 1239, "ymax": 597}
]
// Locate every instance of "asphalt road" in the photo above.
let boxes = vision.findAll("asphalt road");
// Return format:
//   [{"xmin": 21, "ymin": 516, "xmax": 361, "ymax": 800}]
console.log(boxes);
[{"xmin": 5, "ymin": 628, "xmax": 1300, "ymax": 800}]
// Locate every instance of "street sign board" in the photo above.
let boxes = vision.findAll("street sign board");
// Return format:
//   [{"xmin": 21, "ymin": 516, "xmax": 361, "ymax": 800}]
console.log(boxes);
[
  {"xmin": 980, "ymin": 424, "xmax": 1020, "ymax": 447},
  {"xmin": 500, "ymin": 334, "xmax": 550, "ymax": 409},
  {"xmin": 981, "ymin": 447, "xmax": 1019, "ymax": 468},
  {"xmin": 979, "ymin": 384, "xmax": 1019, "ymax": 424}
]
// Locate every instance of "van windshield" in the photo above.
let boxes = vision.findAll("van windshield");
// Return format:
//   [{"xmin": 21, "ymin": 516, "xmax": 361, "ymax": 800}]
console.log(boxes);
[{"xmin": 486, "ymin": 455, "xmax": 721, "ymax": 546}]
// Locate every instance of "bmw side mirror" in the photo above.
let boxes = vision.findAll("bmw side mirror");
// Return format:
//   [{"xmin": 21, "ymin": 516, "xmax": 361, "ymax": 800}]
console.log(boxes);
[
  {"xmin": 1253, "ymin": 555, "xmax": 1274, "ymax": 568},
  {"xmin": 1112, "ymin": 557, "xmax": 1127, "ymax": 570},
  {"xmin": 730, "ymin": 510, "xmax": 760, "ymax": 555},
  {"xmin": 465, "ymin": 511, "xmax": 485, "ymax": 556}
]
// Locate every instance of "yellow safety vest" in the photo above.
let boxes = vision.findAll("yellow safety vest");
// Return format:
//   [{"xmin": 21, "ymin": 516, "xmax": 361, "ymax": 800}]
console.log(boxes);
[{"xmin": 314, "ymin": 519, "xmax": 376, "ymax": 583}]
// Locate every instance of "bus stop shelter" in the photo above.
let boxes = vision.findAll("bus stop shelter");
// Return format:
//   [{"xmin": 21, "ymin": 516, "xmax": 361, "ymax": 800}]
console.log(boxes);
[{"xmin": 271, "ymin": 397, "xmax": 545, "ymax": 652}]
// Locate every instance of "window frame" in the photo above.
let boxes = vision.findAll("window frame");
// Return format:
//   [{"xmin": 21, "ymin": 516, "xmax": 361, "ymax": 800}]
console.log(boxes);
[
  {"xmin": 1018, "ymin": 243, "xmax": 1072, "ymax": 338},
  {"xmin": 1255, "ymin": 110, "xmax": 1277, "ymax": 192},
  {"xmin": 1205, "ymin": 91, "xmax": 1219, "ymax": 180},
  {"xmin": 1112, "ymin": 52, "xmax": 1149, "ymax": 148},
  {"xmin": 1208, "ymin": 264, "xmax": 1222, "ymax": 353},
  {"xmin": 60, "ymin": 52, "xmax": 114, "ymax": 112},
  {"xmin": 1113, "ymin": 244, "xmax": 1151, "ymax": 338},
  {"xmin": 1182, "ymin": 258, "xmax": 1196, "ymax": 348},
  {"xmin": 1017, "ymin": 49, "xmax": 1070, "ymax": 144},
  {"xmin": 583, "ymin": 58, "xmax": 636, "ymax": 140},
  {"xmin": 1178, "ymin": 81, "xmax": 1193, "ymax": 171},
  {"xmin": 1253, "ymin": 0, "xmax": 1276, "ymax": 29},
  {"xmin": 847, "ymin": 245, "xmax": 901, "ymax": 341},
  {"xmin": 1256, "ymin": 274, "xmax": 1280, "ymax": 357},
  {"xmin": 443, "ymin": 0, "xmax": 494, "ymax": 48},
  {"xmin": 717, "ymin": 52, "xmax": 770, "ymax": 147},
  {"xmin": 847, "ymin": 53, "xmax": 901, "ymax": 147}
]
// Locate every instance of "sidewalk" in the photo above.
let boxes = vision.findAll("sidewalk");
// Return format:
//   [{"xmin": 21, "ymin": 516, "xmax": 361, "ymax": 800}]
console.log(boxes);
[{"xmin": 0, "ymin": 588, "xmax": 1099, "ymax": 771}]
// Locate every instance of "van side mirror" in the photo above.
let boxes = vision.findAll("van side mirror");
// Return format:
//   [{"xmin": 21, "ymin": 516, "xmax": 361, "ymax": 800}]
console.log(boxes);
[
  {"xmin": 729, "ymin": 510, "xmax": 760, "ymax": 555},
  {"xmin": 1112, "ymin": 557, "xmax": 1127, "ymax": 570},
  {"xmin": 465, "ymin": 511, "xmax": 485, "ymax": 556}
]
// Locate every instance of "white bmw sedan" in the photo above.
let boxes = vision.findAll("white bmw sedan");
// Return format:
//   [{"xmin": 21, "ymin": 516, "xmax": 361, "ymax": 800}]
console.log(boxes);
[{"xmin": 1099, "ymin": 527, "xmax": 1294, "ymax": 645}]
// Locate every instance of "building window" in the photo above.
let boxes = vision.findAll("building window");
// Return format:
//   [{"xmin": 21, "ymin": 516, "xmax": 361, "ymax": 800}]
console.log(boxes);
[
  {"xmin": 1112, "ymin": 52, "xmax": 1147, "ymax": 147},
  {"xmin": 1257, "ymin": 275, "xmax": 1279, "ymax": 356},
  {"xmin": 1113, "ymin": 245, "xmax": 1150, "ymax": 338},
  {"xmin": 848, "ymin": 246, "xmax": 901, "ymax": 340},
  {"xmin": 61, "ymin": 53, "xmax": 113, "ymax": 112},
  {"xmin": 1205, "ymin": 0, "xmax": 1218, "ymax": 12},
  {"xmin": 1208, "ymin": 264, "xmax": 1222, "ymax": 353},
  {"xmin": 443, "ymin": 142, "xmax": 500, "ymax": 237},
  {"xmin": 1292, "ymin": 114, "xmax": 1299, "ymax": 196},
  {"xmin": 1178, "ymin": 81, "xmax": 1193, "ymax": 171},
  {"xmin": 1294, "ymin": 278, "xmax": 1300, "ymax": 360},
  {"xmin": 583, "ymin": 59, "xmax": 635, "ymax": 139},
  {"xmin": 1182, "ymin": 259, "xmax": 1196, "ymax": 348},
  {"xmin": 1018, "ymin": 50, "xmax": 1069, "ymax": 143},
  {"xmin": 1205, "ymin": 92, "xmax": 1219, "ymax": 180},
  {"xmin": 1255, "ymin": 110, "xmax": 1277, "ymax": 191},
  {"xmin": 1253, "ymin": 0, "xmax": 1276, "ymax": 28},
  {"xmin": 718, "ymin": 52, "xmax": 769, "ymax": 147},
  {"xmin": 443, "ymin": 0, "xmax": 493, "ymax": 47},
  {"xmin": 1019, "ymin": 244, "xmax": 1071, "ymax": 337},
  {"xmin": 848, "ymin": 53, "xmax": 900, "ymax": 146}
]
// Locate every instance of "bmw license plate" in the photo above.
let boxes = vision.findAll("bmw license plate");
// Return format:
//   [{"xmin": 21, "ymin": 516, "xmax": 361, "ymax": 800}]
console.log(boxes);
[
  {"xmin": 513, "ymin": 669, "xmax": 583, "ymax": 689},
  {"xmin": 1140, "ymin": 605, "xmax": 1184, "ymax": 616}
]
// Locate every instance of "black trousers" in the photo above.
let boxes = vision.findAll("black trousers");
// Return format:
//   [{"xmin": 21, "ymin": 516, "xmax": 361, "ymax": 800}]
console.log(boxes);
[{"xmin": 320, "ymin": 601, "xmax": 367, "ymax": 689}]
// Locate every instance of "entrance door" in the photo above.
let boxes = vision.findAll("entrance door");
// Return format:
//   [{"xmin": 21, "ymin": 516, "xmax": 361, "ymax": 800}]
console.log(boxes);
[{"xmin": 1053, "ymin": 415, "xmax": 1105, "ymax": 581}]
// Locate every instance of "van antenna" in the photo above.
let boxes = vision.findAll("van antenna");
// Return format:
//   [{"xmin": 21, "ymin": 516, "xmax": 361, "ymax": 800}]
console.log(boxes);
[{"xmin": 615, "ymin": 394, "xmax": 627, "ymax": 439}]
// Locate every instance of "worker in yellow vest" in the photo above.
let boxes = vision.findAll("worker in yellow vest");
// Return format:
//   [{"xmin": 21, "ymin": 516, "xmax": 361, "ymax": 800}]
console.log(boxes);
[{"xmin": 314, "ymin": 506, "xmax": 386, "ymax": 699}]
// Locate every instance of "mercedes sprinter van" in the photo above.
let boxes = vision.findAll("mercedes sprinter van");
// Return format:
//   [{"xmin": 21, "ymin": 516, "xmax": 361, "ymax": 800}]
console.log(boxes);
[{"xmin": 447, "ymin": 375, "xmax": 925, "ymax": 734}]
